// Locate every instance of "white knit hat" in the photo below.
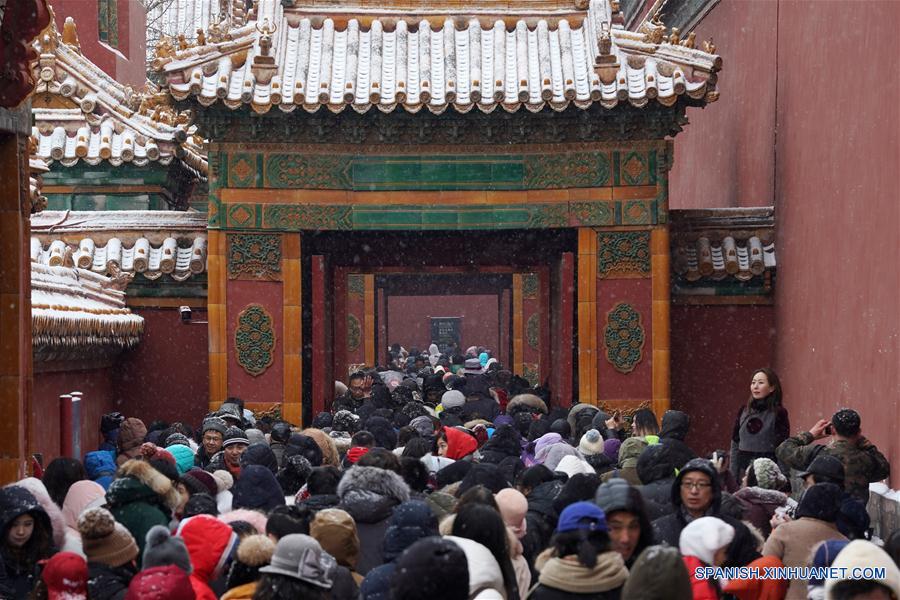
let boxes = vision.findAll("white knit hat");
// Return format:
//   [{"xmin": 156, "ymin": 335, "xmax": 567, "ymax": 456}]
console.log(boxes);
[
  {"xmin": 679, "ymin": 517, "xmax": 734, "ymax": 565},
  {"xmin": 556, "ymin": 455, "xmax": 596, "ymax": 478},
  {"xmin": 578, "ymin": 429, "xmax": 605, "ymax": 456}
]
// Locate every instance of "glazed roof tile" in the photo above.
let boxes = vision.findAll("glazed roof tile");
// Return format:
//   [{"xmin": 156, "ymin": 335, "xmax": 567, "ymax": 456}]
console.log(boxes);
[
  {"xmin": 154, "ymin": 0, "xmax": 720, "ymax": 114},
  {"xmin": 32, "ymin": 262, "xmax": 144, "ymax": 359},
  {"xmin": 670, "ymin": 207, "xmax": 775, "ymax": 282},
  {"xmin": 31, "ymin": 211, "xmax": 207, "ymax": 282},
  {"xmin": 31, "ymin": 17, "xmax": 207, "ymax": 175}
]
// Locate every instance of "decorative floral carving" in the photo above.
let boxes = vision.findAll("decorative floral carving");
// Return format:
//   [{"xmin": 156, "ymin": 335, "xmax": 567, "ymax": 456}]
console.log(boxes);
[
  {"xmin": 526, "ymin": 314, "xmax": 540, "ymax": 350},
  {"xmin": 524, "ymin": 152, "xmax": 610, "ymax": 188},
  {"xmin": 603, "ymin": 303, "xmax": 645, "ymax": 373},
  {"xmin": 263, "ymin": 205, "xmax": 352, "ymax": 230},
  {"xmin": 347, "ymin": 274, "xmax": 364, "ymax": 299},
  {"xmin": 597, "ymin": 232, "xmax": 651, "ymax": 278},
  {"xmin": 522, "ymin": 273, "xmax": 539, "ymax": 300},
  {"xmin": 235, "ymin": 304, "xmax": 276, "ymax": 376},
  {"xmin": 347, "ymin": 314, "xmax": 361, "ymax": 352},
  {"xmin": 227, "ymin": 233, "xmax": 282, "ymax": 280},
  {"xmin": 265, "ymin": 154, "xmax": 352, "ymax": 189},
  {"xmin": 570, "ymin": 202, "xmax": 614, "ymax": 226}
]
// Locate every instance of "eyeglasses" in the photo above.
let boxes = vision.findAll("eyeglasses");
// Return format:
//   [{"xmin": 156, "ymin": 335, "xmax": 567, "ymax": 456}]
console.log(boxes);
[{"xmin": 681, "ymin": 481, "xmax": 712, "ymax": 490}]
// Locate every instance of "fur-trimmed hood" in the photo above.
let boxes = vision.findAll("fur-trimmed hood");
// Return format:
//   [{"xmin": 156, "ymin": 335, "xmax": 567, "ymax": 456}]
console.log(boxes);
[
  {"xmin": 338, "ymin": 467, "xmax": 409, "ymax": 524},
  {"xmin": 733, "ymin": 486, "xmax": 789, "ymax": 509},
  {"xmin": 108, "ymin": 459, "xmax": 181, "ymax": 511},
  {"xmin": 506, "ymin": 393, "xmax": 548, "ymax": 416}
]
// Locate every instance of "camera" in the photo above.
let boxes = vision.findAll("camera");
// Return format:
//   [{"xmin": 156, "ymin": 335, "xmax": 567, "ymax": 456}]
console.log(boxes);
[{"xmin": 180, "ymin": 306, "xmax": 192, "ymax": 322}]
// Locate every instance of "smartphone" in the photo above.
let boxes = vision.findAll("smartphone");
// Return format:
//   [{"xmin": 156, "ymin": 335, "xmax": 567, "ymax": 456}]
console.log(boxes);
[{"xmin": 824, "ymin": 424, "xmax": 834, "ymax": 435}]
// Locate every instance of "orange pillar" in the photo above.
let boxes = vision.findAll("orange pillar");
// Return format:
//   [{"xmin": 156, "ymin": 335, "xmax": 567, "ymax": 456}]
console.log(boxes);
[
  {"xmin": 577, "ymin": 228, "xmax": 598, "ymax": 404},
  {"xmin": 363, "ymin": 274, "xmax": 375, "ymax": 367},
  {"xmin": 651, "ymin": 226, "xmax": 671, "ymax": 416},
  {"xmin": 207, "ymin": 229, "xmax": 228, "ymax": 411},
  {"xmin": 282, "ymin": 233, "xmax": 303, "ymax": 425}
]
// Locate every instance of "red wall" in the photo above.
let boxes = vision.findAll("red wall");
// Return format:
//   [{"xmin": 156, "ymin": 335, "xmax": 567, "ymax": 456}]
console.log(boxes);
[
  {"xmin": 51, "ymin": 0, "xmax": 147, "ymax": 88},
  {"xmin": 226, "ymin": 282, "xmax": 284, "ymax": 406},
  {"xmin": 386, "ymin": 295, "xmax": 502, "ymax": 361},
  {"xmin": 668, "ymin": 0, "xmax": 778, "ymax": 209},
  {"xmin": 772, "ymin": 1, "xmax": 899, "ymax": 483},
  {"xmin": 32, "ymin": 367, "xmax": 115, "ymax": 462},
  {"xmin": 597, "ymin": 279, "xmax": 653, "ymax": 400},
  {"xmin": 670, "ymin": 304, "xmax": 775, "ymax": 457},
  {"xmin": 671, "ymin": 0, "xmax": 899, "ymax": 484},
  {"xmin": 115, "ymin": 307, "xmax": 209, "ymax": 429}
]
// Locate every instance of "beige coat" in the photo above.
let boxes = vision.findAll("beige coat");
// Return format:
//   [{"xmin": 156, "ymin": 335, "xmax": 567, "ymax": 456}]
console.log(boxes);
[{"xmin": 762, "ymin": 517, "xmax": 847, "ymax": 600}]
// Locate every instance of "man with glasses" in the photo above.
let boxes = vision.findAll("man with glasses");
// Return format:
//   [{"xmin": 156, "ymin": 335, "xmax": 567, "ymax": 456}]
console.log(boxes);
[
  {"xmin": 333, "ymin": 371, "xmax": 373, "ymax": 413},
  {"xmin": 194, "ymin": 416, "xmax": 228, "ymax": 468},
  {"xmin": 652, "ymin": 457, "xmax": 723, "ymax": 546}
]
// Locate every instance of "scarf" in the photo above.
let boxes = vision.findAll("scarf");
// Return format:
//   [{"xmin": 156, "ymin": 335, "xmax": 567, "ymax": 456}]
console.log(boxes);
[{"xmin": 537, "ymin": 551, "xmax": 629, "ymax": 594}]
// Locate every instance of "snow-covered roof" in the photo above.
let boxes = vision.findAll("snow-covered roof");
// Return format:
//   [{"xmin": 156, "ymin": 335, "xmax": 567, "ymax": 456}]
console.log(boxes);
[
  {"xmin": 32, "ymin": 262, "xmax": 144, "ymax": 361},
  {"xmin": 31, "ymin": 16, "xmax": 207, "ymax": 176},
  {"xmin": 670, "ymin": 207, "xmax": 776, "ymax": 282},
  {"xmin": 153, "ymin": 0, "xmax": 721, "ymax": 115},
  {"xmin": 31, "ymin": 211, "xmax": 208, "ymax": 282}
]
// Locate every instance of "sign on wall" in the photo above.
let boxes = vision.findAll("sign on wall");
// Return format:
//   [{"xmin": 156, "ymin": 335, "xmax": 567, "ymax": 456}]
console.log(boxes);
[{"xmin": 430, "ymin": 317, "xmax": 462, "ymax": 356}]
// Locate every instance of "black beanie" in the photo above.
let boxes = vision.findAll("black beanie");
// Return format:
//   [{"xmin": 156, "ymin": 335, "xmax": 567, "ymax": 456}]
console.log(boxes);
[
  {"xmin": 392, "ymin": 537, "xmax": 469, "ymax": 600},
  {"xmin": 456, "ymin": 463, "xmax": 510, "ymax": 497}
]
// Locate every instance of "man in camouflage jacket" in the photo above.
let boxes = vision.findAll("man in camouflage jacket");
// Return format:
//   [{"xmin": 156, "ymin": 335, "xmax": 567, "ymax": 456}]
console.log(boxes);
[{"xmin": 776, "ymin": 408, "xmax": 890, "ymax": 504}]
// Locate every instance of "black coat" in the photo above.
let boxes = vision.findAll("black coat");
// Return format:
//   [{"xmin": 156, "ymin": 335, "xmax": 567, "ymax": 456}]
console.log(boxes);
[
  {"xmin": 638, "ymin": 478, "xmax": 675, "ymax": 522},
  {"xmin": 337, "ymin": 467, "xmax": 410, "ymax": 575},
  {"xmin": 0, "ymin": 487, "xmax": 54, "ymax": 599},
  {"xmin": 522, "ymin": 480, "xmax": 563, "ymax": 574},
  {"xmin": 87, "ymin": 562, "xmax": 136, "ymax": 600}
]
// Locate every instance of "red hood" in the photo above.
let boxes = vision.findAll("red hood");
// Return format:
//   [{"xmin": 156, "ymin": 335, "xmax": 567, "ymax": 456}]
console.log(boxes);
[
  {"xmin": 444, "ymin": 427, "xmax": 477, "ymax": 460},
  {"xmin": 176, "ymin": 514, "xmax": 237, "ymax": 582}
]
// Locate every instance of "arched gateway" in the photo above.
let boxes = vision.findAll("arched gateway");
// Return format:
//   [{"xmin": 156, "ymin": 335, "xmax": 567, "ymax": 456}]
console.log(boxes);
[{"xmin": 154, "ymin": 0, "xmax": 721, "ymax": 425}]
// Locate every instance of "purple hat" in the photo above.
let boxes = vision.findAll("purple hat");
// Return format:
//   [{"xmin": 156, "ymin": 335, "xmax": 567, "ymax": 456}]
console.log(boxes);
[
  {"xmin": 493, "ymin": 415, "xmax": 514, "ymax": 428},
  {"xmin": 603, "ymin": 438, "xmax": 622, "ymax": 463}
]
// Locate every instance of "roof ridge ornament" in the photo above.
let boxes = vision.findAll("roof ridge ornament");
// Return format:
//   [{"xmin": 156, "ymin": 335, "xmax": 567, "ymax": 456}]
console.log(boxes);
[{"xmin": 251, "ymin": 18, "xmax": 278, "ymax": 85}]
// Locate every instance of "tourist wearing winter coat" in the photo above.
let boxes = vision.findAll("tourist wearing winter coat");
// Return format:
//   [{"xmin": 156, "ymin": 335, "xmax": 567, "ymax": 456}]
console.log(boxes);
[
  {"xmin": 634, "ymin": 443, "xmax": 679, "ymax": 521},
  {"xmin": 519, "ymin": 467, "xmax": 564, "ymax": 574},
  {"xmin": 84, "ymin": 450, "xmax": 118, "ymax": 489},
  {"xmin": 254, "ymin": 534, "xmax": 338, "ymax": 600},
  {"xmin": 824, "ymin": 540, "xmax": 900, "ymax": 600},
  {"xmin": 722, "ymin": 555, "xmax": 789, "ymax": 600},
  {"xmin": 336, "ymin": 465, "xmax": 411, "ymax": 575},
  {"xmin": 496, "ymin": 488, "xmax": 533, "ymax": 595},
  {"xmin": 116, "ymin": 417, "xmax": 148, "ymax": 466},
  {"xmin": 679, "ymin": 517, "xmax": 735, "ymax": 600},
  {"xmin": 60, "ymin": 479, "xmax": 107, "ymax": 556},
  {"xmin": 221, "ymin": 533, "xmax": 276, "ymax": 600},
  {"xmin": 126, "ymin": 564, "xmax": 196, "ymax": 600},
  {"xmin": 600, "ymin": 436, "xmax": 647, "ymax": 486},
  {"xmin": 310, "ymin": 508, "xmax": 364, "ymax": 584},
  {"xmin": 593, "ymin": 478, "xmax": 654, "ymax": 569},
  {"xmin": 445, "ymin": 535, "xmax": 508, "ymax": 599},
  {"xmin": 529, "ymin": 502, "xmax": 629, "ymax": 600},
  {"xmin": 658, "ymin": 410, "xmax": 697, "ymax": 469},
  {"xmin": 15, "ymin": 478, "xmax": 66, "ymax": 551},
  {"xmin": 194, "ymin": 417, "xmax": 228, "ymax": 469},
  {"xmin": 762, "ymin": 482, "xmax": 848, "ymax": 600},
  {"xmin": 230, "ymin": 464, "xmax": 285, "ymax": 513},
  {"xmin": 620, "ymin": 545, "xmax": 692, "ymax": 600},
  {"xmin": 176, "ymin": 513, "xmax": 239, "ymax": 600},
  {"xmin": 776, "ymin": 408, "xmax": 890, "ymax": 504},
  {"xmin": 0, "ymin": 486, "xmax": 55, "ymax": 598},
  {"xmin": 733, "ymin": 457, "xmax": 793, "ymax": 537},
  {"xmin": 105, "ymin": 459, "xmax": 182, "ymax": 559},
  {"xmin": 435, "ymin": 426, "xmax": 478, "ymax": 461},
  {"xmin": 359, "ymin": 500, "xmax": 439, "ymax": 600},
  {"xmin": 729, "ymin": 368, "xmax": 790, "ymax": 479},
  {"xmin": 77, "ymin": 507, "xmax": 140, "ymax": 600},
  {"xmin": 651, "ymin": 458, "xmax": 722, "ymax": 547}
]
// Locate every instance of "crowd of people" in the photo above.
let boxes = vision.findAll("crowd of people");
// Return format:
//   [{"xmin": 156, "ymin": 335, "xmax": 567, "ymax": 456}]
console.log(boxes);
[{"xmin": 0, "ymin": 344, "xmax": 896, "ymax": 600}]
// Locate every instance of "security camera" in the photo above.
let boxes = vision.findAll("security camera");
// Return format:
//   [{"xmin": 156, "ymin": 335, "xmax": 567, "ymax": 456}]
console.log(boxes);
[{"xmin": 180, "ymin": 306, "xmax": 192, "ymax": 322}]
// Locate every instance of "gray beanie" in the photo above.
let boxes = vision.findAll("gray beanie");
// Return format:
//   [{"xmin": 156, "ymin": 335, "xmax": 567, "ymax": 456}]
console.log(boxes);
[
  {"xmin": 441, "ymin": 390, "xmax": 466, "ymax": 410},
  {"xmin": 143, "ymin": 525, "xmax": 193, "ymax": 574},
  {"xmin": 201, "ymin": 417, "xmax": 228, "ymax": 437}
]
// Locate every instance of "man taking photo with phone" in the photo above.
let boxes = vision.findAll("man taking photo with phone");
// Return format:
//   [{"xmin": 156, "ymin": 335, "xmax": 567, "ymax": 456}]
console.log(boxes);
[{"xmin": 776, "ymin": 408, "xmax": 890, "ymax": 504}]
